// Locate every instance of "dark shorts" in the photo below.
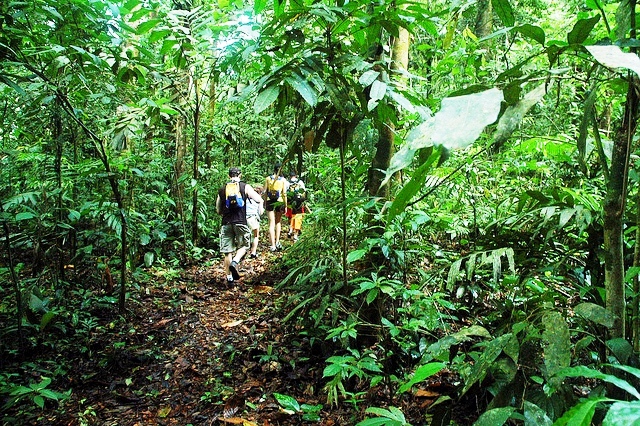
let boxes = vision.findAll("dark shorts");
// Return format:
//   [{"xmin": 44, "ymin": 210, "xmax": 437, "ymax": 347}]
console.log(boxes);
[{"xmin": 265, "ymin": 200, "xmax": 285, "ymax": 213}]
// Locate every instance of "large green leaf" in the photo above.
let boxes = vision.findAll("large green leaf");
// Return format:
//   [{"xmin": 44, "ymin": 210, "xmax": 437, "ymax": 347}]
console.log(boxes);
[
  {"xmin": 554, "ymin": 397, "xmax": 609, "ymax": 426},
  {"xmin": 397, "ymin": 362, "xmax": 446, "ymax": 394},
  {"xmin": 387, "ymin": 147, "xmax": 442, "ymax": 222},
  {"xmin": 285, "ymin": 73, "xmax": 317, "ymax": 106},
  {"xmin": 492, "ymin": 0, "xmax": 515, "ymax": 27},
  {"xmin": 384, "ymin": 88, "xmax": 502, "ymax": 185},
  {"xmin": 254, "ymin": 85, "xmax": 280, "ymax": 114},
  {"xmin": 603, "ymin": 401, "xmax": 640, "ymax": 425},
  {"xmin": 473, "ymin": 407, "xmax": 515, "ymax": 426},
  {"xmin": 462, "ymin": 333, "xmax": 512, "ymax": 395},
  {"xmin": 515, "ymin": 24, "xmax": 545, "ymax": 45},
  {"xmin": 567, "ymin": 16, "xmax": 600, "ymax": 44},
  {"xmin": 542, "ymin": 311, "xmax": 571, "ymax": 387},
  {"xmin": 557, "ymin": 366, "xmax": 640, "ymax": 399},
  {"xmin": 587, "ymin": 44, "xmax": 640, "ymax": 76},
  {"xmin": 574, "ymin": 302, "xmax": 616, "ymax": 328},
  {"xmin": 493, "ymin": 83, "xmax": 546, "ymax": 148}
]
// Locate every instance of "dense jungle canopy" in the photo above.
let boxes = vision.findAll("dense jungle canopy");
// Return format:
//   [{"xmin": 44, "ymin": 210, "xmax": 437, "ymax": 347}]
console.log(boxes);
[{"xmin": 3, "ymin": 0, "xmax": 640, "ymax": 424}]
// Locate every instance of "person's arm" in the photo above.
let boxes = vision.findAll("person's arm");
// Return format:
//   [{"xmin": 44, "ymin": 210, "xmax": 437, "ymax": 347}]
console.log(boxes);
[
  {"xmin": 215, "ymin": 194, "xmax": 222, "ymax": 214},
  {"xmin": 245, "ymin": 184, "xmax": 263, "ymax": 203}
]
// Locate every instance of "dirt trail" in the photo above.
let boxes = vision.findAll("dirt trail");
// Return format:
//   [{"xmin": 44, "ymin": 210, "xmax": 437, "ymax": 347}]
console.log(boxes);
[{"xmin": 37, "ymin": 251, "xmax": 342, "ymax": 426}]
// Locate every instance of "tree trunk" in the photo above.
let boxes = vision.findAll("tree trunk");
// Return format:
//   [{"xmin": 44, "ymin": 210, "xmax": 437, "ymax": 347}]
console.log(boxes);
[
  {"xmin": 605, "ymin": 77, "xmax": 637, "ymax": 340},
  {"xmin": 191, "ymin": 78, "xmax": 201, "ymax": 246}
]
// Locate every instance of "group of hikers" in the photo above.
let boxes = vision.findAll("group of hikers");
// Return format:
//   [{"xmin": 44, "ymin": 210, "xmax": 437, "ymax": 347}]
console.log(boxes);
[{"xmin": 215, "ymin": 163, "xmax": 309, "ymax": 285}]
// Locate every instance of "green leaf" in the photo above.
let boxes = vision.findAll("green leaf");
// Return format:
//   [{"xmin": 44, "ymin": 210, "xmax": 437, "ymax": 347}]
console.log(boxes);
[
  {"xmin": 254, "ymin": 0, "xmax": 267, "ymax": 14},
  {"xmin": 15, "ymin": 212, "xmax": 36, "ymax": 221},
  {"xmin": 386, "ymin": 88, "xmax": 502, "ymax": 183},
  {"xmin": 515, "ymin": 24, "xmax": 545, "ymax": 45},
  {"xmin": 462, "ymin": 333, "xmax": 512, "ymax": 395},
  {"xmin": 359, "ymin": 70, "xmax": 380, "ymax": 86},
  {"xmin": 273, "ymin": 393, "xmax": 300, "ymax": 412},
  {"xmin": 397, "ymin": 362, "xmax": 446, "ymax": 394},
  {"xmin": 492, "ymin": 0, "xmax": 515, "ymax": 27},
  {"xmin": 556, "ymin": 366, "xmax": 640, "ymax": 399},
  {"xmin": 254, "ymin": 85, "xmax": 280, "ymax": 114},
  {"xmin": 136, "ymin": 19, "xmax": 162, "ymax": 35},
  {"xmin": 473, "ymin": 406, "xmax": 515, "ymax": 426},
  {"xmin": 523, "ymin": 401, "xmax": 552, "ymax": 426},
  {"xmin": 493, "ymin": 84, "xmax": 546, "ymax": 148},
  {"xmin": 144, "ymin": 252, "xmax": 155, "ymax": 267},
  {"xmin": 587, "ymin": 45, "xmax": 640, "ymax": 77},
  {"xmin": 554, "ymin": 397, "xmax": 609, "ymax": 426},
  {"xmin": 603, "ymin": 401, "xmax": 640, "ymax": 425},
  {"xmin": 574, "ymin": 302, "xmax": 616, "ymax": 328},
  {"xmin": 369, "ymin": 80, "xmax": 387, "ymax": 102},
  {"xmin": 347, "ymin": 249, "xmax": 367, "ymax": 263},
  {"xmin": 33, "ymin": 395, "xmax": 45, "ymax": 409},
  {"xmin": 285, "ymin": 74, "xmax": 317, "ymax": 106},
  {"xmin": 567, "ymin": 16, "xmax": 600, "ymax": 44},
  {"xmin": 387, "ymin": 147, "xmax": 441, "ymax": 222}
]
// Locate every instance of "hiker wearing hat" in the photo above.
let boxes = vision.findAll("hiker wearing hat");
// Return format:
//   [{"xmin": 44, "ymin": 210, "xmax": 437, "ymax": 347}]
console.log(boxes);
[
  {"xmin": 287, "ymin": 170, "xmax": 307, "ymax": 241},
  {"xmin": 216, "ymin": 167, "xmax": 262, "ymax": 285}
]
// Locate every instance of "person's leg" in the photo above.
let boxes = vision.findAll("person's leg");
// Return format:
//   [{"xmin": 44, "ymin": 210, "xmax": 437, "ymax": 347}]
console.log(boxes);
[
  {"xmin": 219, "ymin": 225, "xmax": 235, "ymax": 282},
  {"xmin": 267, "ymin": 210, "xmax": 276, "ymax": 250},
  {"xmin": 274, "ymin": 210, "xmax": 283, "ymax": 249},
  {"xmin": 251, "ymin": 228, "xmax": 259, "ymax": 255},
  {"xmin": 229, "ymin": 224, "xmax": 250, "ymax": 280}
]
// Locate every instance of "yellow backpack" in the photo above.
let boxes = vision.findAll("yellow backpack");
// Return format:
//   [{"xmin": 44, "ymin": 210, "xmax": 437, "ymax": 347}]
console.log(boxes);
[
  {"xmin": 225, "ymin": 181, "xmax": 245, "ymax": 209},
  {"xmin": 267, "ymin": 176, "xmax": 285, "ymax": 202}
]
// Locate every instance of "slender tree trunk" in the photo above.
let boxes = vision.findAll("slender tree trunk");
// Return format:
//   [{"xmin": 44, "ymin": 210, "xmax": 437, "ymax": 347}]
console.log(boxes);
[
  {"xmin": 605, "ymin": 77, "xmax": 637, "ymax": 340},
  {"xmin": 191, "ymin": 79, "xmax": 201, "ymax": 246},
  {"xmin": 1, "ymin": 202, "xmax": 23, "ymax": 349},
  {"xmin": 53, "ymin": 100, "xmax": 65, "ymax": 281}
]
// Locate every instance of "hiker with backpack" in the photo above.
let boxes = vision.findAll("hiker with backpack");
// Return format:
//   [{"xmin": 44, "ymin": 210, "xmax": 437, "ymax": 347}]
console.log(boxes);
[
  {"xmin": 287, "ymin": 171, "xmax": 307, "ymax": 241},
  {"xmin": 264, "ymin": 162, "xmax": 289, "ymax": 252},
  {"xmin": 215, "ymin": 167, "xmax": 263, "ymax": 285},
  {"xmin": 245, "ymin": 185, "xmax": 264, "ymax": 259}
]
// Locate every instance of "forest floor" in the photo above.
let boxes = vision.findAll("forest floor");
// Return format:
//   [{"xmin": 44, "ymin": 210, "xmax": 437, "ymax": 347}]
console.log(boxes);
[{"xmin": 5, "ymin": 240, "xmax": 474, "ymax": 426}]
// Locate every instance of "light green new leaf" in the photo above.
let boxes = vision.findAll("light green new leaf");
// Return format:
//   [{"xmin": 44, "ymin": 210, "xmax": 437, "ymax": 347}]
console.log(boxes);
[
  {"xmin": 254, "ymin": 85, "xmax": 280, "ymax": 114},
  {"xmin": 397, "ymin": 362, "xmax": 446, "ymax": 394},
  {"xmin": 136, "ymin": 18, "xmax": 162, "ymax": 35},
  {"xmin": 587, "ymin": 45, "xmax": 640, "ymax": 77},
  {"xmin": 384, "ymin": 88, "xmax": 502, "ymax": 186}
]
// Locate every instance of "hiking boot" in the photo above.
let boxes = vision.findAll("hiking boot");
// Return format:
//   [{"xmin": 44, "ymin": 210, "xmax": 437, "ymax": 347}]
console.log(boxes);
[
  {"xmin": 293, "ymin": 235, "xmax": 299, "ymax": 241},
  {"xmin": 229, "ymin": 261, "xmax": 241, "ymax": 280},
  {"xmin": 249, "ymin": 253, "xmax": 258, "ymax": 259},
  {"xmin": 270, "ymin": 246, "xmax": 277, "ymax": 252},
  {"xmin": 276, "ymin": 242, "xmax": 282, "ymax": 251},
  {"xmin": 226, "ymin": 277, "xmax": 234, "ymax": 287}
]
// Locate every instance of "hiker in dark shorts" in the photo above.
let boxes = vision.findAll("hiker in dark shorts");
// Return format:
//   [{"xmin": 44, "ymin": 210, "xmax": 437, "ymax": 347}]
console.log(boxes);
[{"xmin": 264, "ymin": 162, "xmax": 289, "ymax": 252}]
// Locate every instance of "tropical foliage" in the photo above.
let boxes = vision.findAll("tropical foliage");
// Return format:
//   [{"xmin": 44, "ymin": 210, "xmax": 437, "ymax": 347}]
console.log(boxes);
[{"xmin": 3, "ymin": 0, "xmax": 640, "ymax": 424}]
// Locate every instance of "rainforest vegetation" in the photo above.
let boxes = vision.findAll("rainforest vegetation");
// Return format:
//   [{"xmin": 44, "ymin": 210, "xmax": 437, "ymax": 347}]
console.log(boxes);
[{"xmin": 3, "ymin": 0, "xmax": 640, "ymax": 424}]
